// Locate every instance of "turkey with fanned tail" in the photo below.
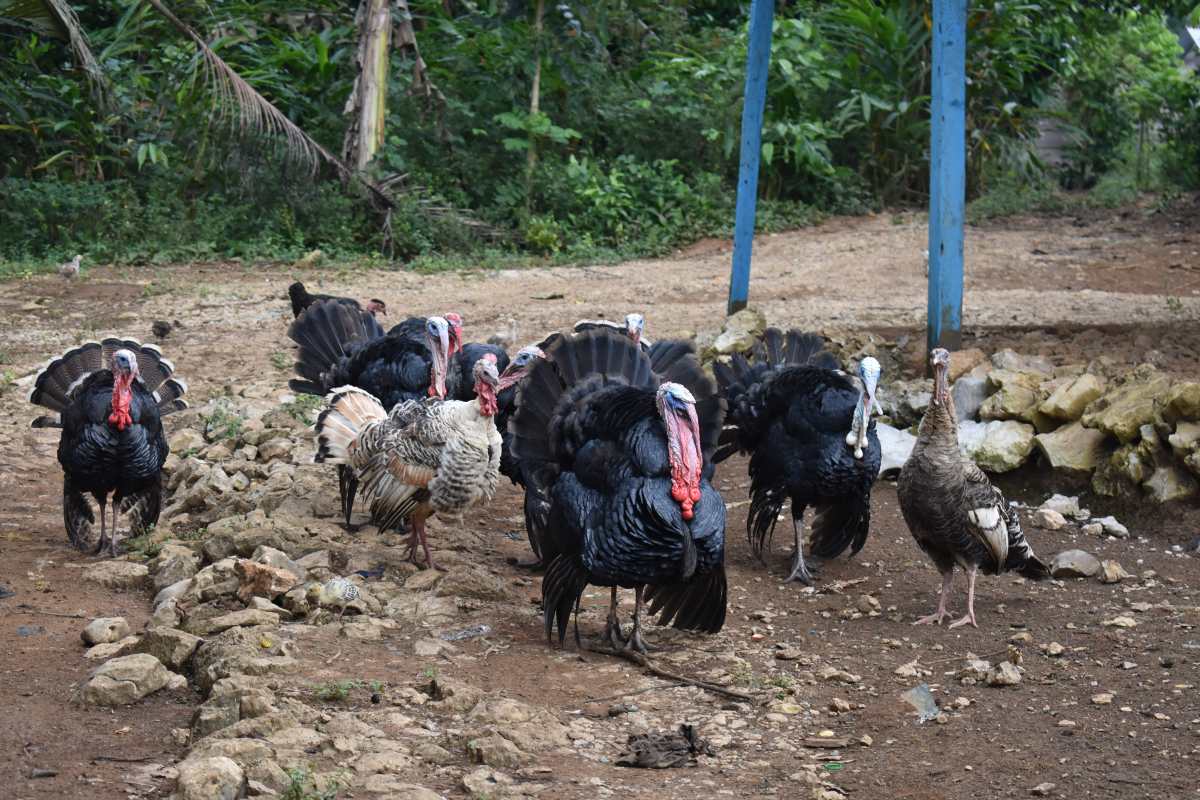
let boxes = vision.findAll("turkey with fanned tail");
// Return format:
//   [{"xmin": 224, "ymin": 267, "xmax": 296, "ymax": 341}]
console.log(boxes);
[
  {"xmin": 898, "ymin": 347, "xmax": 1049, "ymax": 628},
  {"xmin": 510, "ymin": 329, "xmax": 727, "ymax": 652},
  {"xmin": 29, "ymin": 338, "xmax": 188, "ymax": 555},
  {"xmin": 713, "ymin": 329, "xmax": 882, "ymax": 584}
]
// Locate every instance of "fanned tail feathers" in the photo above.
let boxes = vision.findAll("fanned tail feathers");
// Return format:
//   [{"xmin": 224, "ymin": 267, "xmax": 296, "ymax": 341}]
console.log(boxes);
[
  {"xmin": 288, "ymin": 300, "xmax": 384, "ymax": 392},
  {"xmin": 29, "ymin": 338, "xmax": 187, "ymax": 426},
  {"xmin": 314, "ymin": 386, "xmax": 387, "ymax": 464}
]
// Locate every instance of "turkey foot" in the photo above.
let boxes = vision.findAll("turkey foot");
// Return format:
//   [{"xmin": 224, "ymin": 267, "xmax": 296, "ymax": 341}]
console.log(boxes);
[
  {"xmin": 914, "ymin": 571, "xmax": 955, "ymax": 625},
  {"xmin": 783, "ymin": 516, "xmax": 814, "ymax": 584},
  {"xmin": 409, "ymin": 517, "xmax": 444, "ymax": 571}
]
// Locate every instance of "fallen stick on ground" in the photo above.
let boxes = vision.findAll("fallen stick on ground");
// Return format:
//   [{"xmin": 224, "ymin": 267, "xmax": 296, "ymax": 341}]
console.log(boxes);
[{"xmin": 582, "ymin": 644, "xmax": 756, "ymax": 703}]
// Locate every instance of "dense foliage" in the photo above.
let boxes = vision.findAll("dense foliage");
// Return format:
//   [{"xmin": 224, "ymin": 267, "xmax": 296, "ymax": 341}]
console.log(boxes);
[{"xmin": 1, "ymin": 0, "xmax": 1198, "ymax": 266}]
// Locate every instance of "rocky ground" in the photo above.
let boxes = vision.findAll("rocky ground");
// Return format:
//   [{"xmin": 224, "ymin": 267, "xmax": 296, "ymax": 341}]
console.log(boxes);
[{"xmin": 1, "ymin": 201, "xmax": 1199, "ymax": 800}]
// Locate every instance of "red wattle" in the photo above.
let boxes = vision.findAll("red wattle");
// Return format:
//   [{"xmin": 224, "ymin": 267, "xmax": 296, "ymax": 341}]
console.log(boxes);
[{"xmin": 109, "ymin": 378, "xmax": 133, "ymax": 431}]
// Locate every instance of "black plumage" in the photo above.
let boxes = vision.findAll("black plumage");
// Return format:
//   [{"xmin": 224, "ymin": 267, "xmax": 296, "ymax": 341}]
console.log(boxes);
[
  {"xmin": 510, "ymin": 329, "xmax": 727, "ymax": 652},
  {"xmin": 29, "ymin": 338, "xmax": 188, "ymax": 555},
  {"xmin": 288, "ymin": 280, "xmax": 385, "ymax": 319},
  {"xmin": 713, "ymin": 329, "xmax": 881, "ymax": 584},
  {"xmin": 288, "ymin": 301, "xmax": 451, "ymax": 526},
  {"xmin": 447, "ymin": 342, "xmax": 510, "ymax": 401},
  {"xmin": 898, "ymin": 348, "xmax": 1049, "ymax": 628}
]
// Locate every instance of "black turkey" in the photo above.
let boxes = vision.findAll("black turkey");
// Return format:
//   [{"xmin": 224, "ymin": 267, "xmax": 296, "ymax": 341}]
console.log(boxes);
[
  {"xmin": 510, "ymin": 329, "xmax": 726, "ymax": 652},
  {"xmin": 572, "ymin": 313, "xmax": 651, "ymax": 350},
  {"xmin": 29, "ymin": 338, "xmax": 188, "ymax": 555},
  {"xmin": 288, "ymin": 280, "xmax": 386, "ymax": 319},
  {"xmin": 897, "ymin": 347, "xmax": 1050, "ymax": 628},
  {"xmin": 713, "ymin": 329, "xmax": 882, "ymax": 584}
]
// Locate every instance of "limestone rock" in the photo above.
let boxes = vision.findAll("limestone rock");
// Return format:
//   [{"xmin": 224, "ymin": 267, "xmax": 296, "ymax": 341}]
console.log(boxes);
[
  {"xmin": 1034, "ymin": 422, "xmax": 1109, "ymax": 476},
  {"xmin": 1081, "ymin": 368, "xmax": 1173, "ymax": 443},
  {"xmin": 191, "ymin": 625, "xmax": 297, "ymax": 693},
  {"xmin": 466, "ymin": 733, "xmax": 531, "ymax": 768},
  {"xmin": 951, "ymin": 376, "xmax": 990, "ymax": 422},
  {"xmin": 174, "ymin": 756, "xmax": 245, "ymax": 800},
  {"xmin": 980, "ymin": 370, "xmax": 1042, "ymax": 423},
  {"xmin": 82, "ymin": 617, "xmax": 130, "ymax": 645},
  {"xmin": 189, "ymin": 608, "xmax": 280, "ymax": 637},
  {"xmin": 712, "ymin": 308, "xmax": 767, "ymax": 355},
  {"xmin": 169, "ymin": 429, "xmax": 206, "ymax": 454},
  {"xmin": 949, "ymin": 348, "xmax": 987, "ymax": 382},
  {"xmin": 987, "ymin": 661, "xmax": 1022, "ymax": 686},
  {"xmin": 874, "ymin": 423, "xmax": 915, "ymax": 476},
  {"xmin": 973, "ymin": 420, "xmax": 1036, "ymax": 472},
  {"xmin": 990, "ymin": 349, "xmax": 1054, "ymax": 375},
  {"xmin": 1163, "ymin": 381, "xmax": 1200, "ymax": 423},
  {"xmin": 1050, "ymin": 550, "xmax": 1101, "ymax": 579},
  {"xmin": 435, "ymin": 568, "xmax": 510, "ymax": 601},
  {"xmin": 1031, "ymin": 509, "xmax": 1067, "ymax": 531},
  {"xmin": 83, "ymin": 561, "xmax": 150, "ymax": 591},
  {"xmin": 84, "ymin": 636, "xmax": 139, "ymax": 661},
  {"xmin": 82, "ymin": 653, "xmax": 171, "ymax": 706},
  {"xmin": 1040, "ymin": 373, "xmax": 1104, "ymax": 421},
  {"xmin": 462, "ymin": 767, "xmax": 513, "ymax": 797},
  {"xmin": 151, "ymin": 546, "xmax": 200, "ymax": 592},
  {"xmin": 1099, "ymin": 560, "xmax": 1132, "ymax": 584},
  {"xmin": 235, "ymin": 560, "xmax": 300, "ymax": 603},
  {"xmin": 256, "ymin": 437, "xmax": 294, "ymax": 463},
  {"xmin": 1168, "ymin": 421, "xmax": 1200, "ymax": 458},
  {"xmin": 136, "ymin": 626, "xmax": 203, "ymax": 671},
  {"xmin": 1144, "ymin": 464, "xmax": 1198, "ymax": 503},
  {"xmin": 878, "ymin": 379, "xmax": 933, "ymax": 428},
  {"xmin": 1092, "ymin": 516, "xmax": 1129, "ymax": 539},
  {"xmin": 1039, "ymin": 494, "xmax": 1086, "ymax": 519}
]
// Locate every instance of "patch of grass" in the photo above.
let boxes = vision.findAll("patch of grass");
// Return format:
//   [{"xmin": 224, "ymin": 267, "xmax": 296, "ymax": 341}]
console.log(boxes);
[
  {"xmin": 283, "ymin": 393, "xmax": 323, "ymax": 423},
  {"xmin": 0, "ymin": 369, "xmax": 17, "ymax": 396},
  {"xmin": 967, "ymin": 175, "xmax": 1067, "ymax": 223},
  {"xmin": 1084, "ymin": 171, "xmax": 1139, "ymax": 208},
  {"xmin": 123, "ymin": 530, "xmax": 163, "ymax": 560},
  {"xmin": 202, "ymin": 403, "xmax": 244, "ymax": 442},
  {"xmin": 313, "ymin": 679, "xmax": 363, "ymax": 703},
  {"xmin": 281, "ymin": 766, "xmax": 344, "ymax": 800},
  {"xmin": 270, "ymin": 351, "xmax": 291, "ymax": 371}
]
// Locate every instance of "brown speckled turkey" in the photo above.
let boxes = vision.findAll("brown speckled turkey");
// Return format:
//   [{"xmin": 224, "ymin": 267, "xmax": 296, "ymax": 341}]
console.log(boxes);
[{"xmin": 897, "ymin": 347, "xmax": 1049, "ymax": 628}]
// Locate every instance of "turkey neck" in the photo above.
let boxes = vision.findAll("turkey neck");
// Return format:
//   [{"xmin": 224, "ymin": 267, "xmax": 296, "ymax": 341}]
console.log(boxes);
[
  {"xmin": 108, "ymin": 372, "xmax": 135, "ymax": 431},
  {"xmin": 915, "ymin": 364, "xmax": 958, "ymax": 456}
]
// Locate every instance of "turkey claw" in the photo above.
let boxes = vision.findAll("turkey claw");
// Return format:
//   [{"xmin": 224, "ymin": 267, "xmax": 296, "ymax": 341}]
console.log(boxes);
[{"xmin": 948, "ymin": 612, "xmax": 978, "ymax": 629}]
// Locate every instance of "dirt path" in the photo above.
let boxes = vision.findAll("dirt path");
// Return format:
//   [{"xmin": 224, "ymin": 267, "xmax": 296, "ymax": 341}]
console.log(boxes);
[{"xmin": 1, "ymin": 205, "xmax": 1198, "ymax": 800}]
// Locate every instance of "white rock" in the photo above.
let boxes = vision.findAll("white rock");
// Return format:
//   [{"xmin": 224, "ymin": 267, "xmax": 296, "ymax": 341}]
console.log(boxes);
[
  {"xmin": 1040, "ymin": 494, "xmax": 1085, "ymax": 519},
  {"xmin": 1092, "ymin": 515, "xmax": 1129, "ymax": 539},
  {"xmin": 81, "ymin": 617, "xmax": 130, "ymax": 645},
  {"xmin": 82, "ymin": 653, "xmax": 171, "ymax": 706},
  {"xmin": 987, "ymin": 661, "xmax": 1022, "ymax": 686},
  {"xmin": 175, "ymin": 756, "xmax": 246, "ymax": 800},
  {"xmin": 1031, "ymin": 509, "xmax": 1067, "ymax": 531},
  {"xmin": 1050, "ymin": 549, "xmax": 1101, "ymax": 579},
  {"xmin": 875, "ymin": 423, "xmax": 916, "ymax": 476}
]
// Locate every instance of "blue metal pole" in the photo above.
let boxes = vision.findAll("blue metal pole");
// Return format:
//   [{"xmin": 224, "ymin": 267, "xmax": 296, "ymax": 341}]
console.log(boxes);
[
  {"xmin": 927, "ymin": 0, "xmax": 967, "ymax": 354},
  {"xmin": 727, "ymin": 0, "xmax": 775, "ymax": 315}
]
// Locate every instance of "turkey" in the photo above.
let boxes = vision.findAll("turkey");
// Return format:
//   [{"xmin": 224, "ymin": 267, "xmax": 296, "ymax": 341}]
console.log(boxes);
[
  {"xmin": 897, "ymin": 347, "xmax": 1049, "ymax": 628},
  {"xmin": 288, "ymin": 301, "xmax": 454, "ymax": 527},
  {"xmin": 713, "ymin": 329, "xmax": 882, "ymax": 585},
  {"xmin": 59, "ymin": 254, "xmax": 82, "ymax": 279},
  {"xmin": 29, "ymin": 338, "xmax": 188, "ymax": 555},
  {"xmin": 314, "ymin": 356, "xmax": 503, "ymax": 569},
  {"xmin": 572, "ymin": 313, "xmax": 651, "ymax": 351},
  {"xmin": 510, "ymin": 329, "xmax": 727, "ymax": 652},
  {"xmin": 288, "ymin": 280, "xmax": 387, "ymax": 319},
  {"xmin": 448, "ymin": 341, "xmax": 510, "ymax": 401}
]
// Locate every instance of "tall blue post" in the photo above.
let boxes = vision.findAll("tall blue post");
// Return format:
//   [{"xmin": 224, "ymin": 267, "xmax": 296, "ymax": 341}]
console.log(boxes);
[
  {"xmin": 727, "ymin": 0, "xmax": 775, "ymax": 315},
  {"xmin": 927, "ymin": 0, "xmax": 967, "ymax": 354}
]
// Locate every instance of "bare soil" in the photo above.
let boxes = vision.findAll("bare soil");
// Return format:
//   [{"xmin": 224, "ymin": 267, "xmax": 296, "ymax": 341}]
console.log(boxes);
[{"xmin": 1, "ymin": 201, "xmax": 1198, "ymax": 800}]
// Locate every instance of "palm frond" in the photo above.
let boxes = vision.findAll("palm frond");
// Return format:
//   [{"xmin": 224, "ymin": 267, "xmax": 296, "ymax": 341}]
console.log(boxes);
[
  {"xmin": 143, "ymin": 0, "xmax": 379, "ymax": 193},
  {"xmin": 1, "ymin": 0, "xmax": 110, "ymax": 106}
]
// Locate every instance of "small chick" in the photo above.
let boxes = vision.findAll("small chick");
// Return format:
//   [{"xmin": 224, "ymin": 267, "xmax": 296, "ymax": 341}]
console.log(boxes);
[
  {"xmin": 313, "ymin": 577, "xmax": 360, "ymax": 620},
  {"xmin": 59, "ymin": 254, "xmax": 82, "ymax": 279}
]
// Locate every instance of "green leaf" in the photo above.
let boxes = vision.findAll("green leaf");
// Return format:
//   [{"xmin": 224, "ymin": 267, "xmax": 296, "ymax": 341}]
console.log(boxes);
[{"xmin": 761, "ymin": 141, "xmax": 774, "ymax": 165}]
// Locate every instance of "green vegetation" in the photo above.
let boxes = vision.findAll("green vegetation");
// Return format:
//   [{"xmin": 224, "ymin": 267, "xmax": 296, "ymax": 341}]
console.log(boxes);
[
  {"xmin": 1, "ymin": 1, "xmax": 1198, "ymax": 269},
  {"xmin": 201, "ymin": 403, "xmax": 244, "ymax": 442},
  {"xmin": 282, "ymin": 393, "xmax": 324, "ymax": 423},
  {"xmin": 281, "ymin": 766, "xmax": 344, "ymax": 800}
]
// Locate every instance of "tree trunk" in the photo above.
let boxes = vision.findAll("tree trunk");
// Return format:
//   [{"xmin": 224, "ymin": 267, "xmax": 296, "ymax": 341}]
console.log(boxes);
[
  {"xmin": 343, "ymin": 0, "xmax": 393, "ymax": 171},
  {"xmin": 524, "ymin": 0, "xmax": 546, "ymax": 215}
]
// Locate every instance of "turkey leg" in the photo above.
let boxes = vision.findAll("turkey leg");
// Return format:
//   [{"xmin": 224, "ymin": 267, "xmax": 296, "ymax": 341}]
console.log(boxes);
[
  {"xmin": 623, "ymin": 586, "xmax": 651, "ymax": 654},
  {"xmin": 914, "ymin": 570, "xmax": 955, "ymax": 625},
  {"xmin": 948, "ymin": 567, "xmax": 979, "ymax": 628},
  {"xmin": 602, "ymin": 587, "xmax": 626, "ymax": 649},
  {"xmin": 784, "ymin": 515, "xmax": 814, "ymax": 584},
  {"xmin": 109, "ymin": 501, "xmax": 121, "ymax": 557},
  {"xmin": 93, "ymin": 494, "xmax": 108, "ymax": 556},
  {"xmin": 410, "ymin": 515, "xmax": 444, "ymax": 571}
]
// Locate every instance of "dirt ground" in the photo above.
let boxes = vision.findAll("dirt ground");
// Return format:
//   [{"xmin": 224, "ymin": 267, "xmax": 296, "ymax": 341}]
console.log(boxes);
[{"xmin": 1, "ymin": 200, "xmax": 1199, "ymax": 800}]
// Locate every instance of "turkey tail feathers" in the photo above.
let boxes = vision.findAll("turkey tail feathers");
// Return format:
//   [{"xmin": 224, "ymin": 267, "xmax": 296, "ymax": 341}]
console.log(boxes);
[
  {"xmin": 30, "ymin": 338, "xmax": 187, "ymax": 422},
  {"xmin": 314, "ymin": 386, "xmax": 387, "ymax": 464},
  {"xmin": 542, "ymin": 554, "xmax": 589, "ymax": 646},
  {"xmin": 644, "ymin": 566, "xmax": 727, "ymax": 634},
  {"xmin": 808, "ymin": 496, "xmax": 872, "ymax": 560},
  {"xmin": 1002, "ymin": 506, "xmax": 1051, "ymax": 580},
  {"xmin": 288, "ymin": 300, "xmax": 384, "ymax": 390},
  {"xmin": 746, "ymin": 482, "xmax": 787, "ymax": 562}
]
